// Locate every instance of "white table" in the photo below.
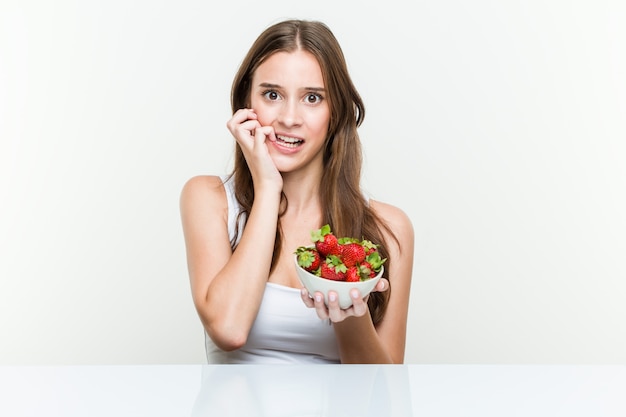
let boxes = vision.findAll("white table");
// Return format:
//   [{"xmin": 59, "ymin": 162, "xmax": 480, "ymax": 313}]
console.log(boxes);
[{"xmin": 1, "ymin": 364, "xmax": 624, "ymax": 416}]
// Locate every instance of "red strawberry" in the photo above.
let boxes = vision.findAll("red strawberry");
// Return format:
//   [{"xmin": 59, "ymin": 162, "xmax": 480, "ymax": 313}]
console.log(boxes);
[
  {"xmin": 346, "ymin": 266, "xmax": 361, "ymax": 282},
  {"xmin": 320, "ymin": 255, "xmax": 347, "ymax": 281},
  {"xmin": 300, "ymin": 225, "xmax": 386, "ymax": 283},
  {"xmin": 312, "ymin": 224, "xmax": 341, "ymax": 257},
  {"xmin": 341, "ymin": 242, "xmax": 366, "ymax": 267},
  {"xmin": 295, "ymin": 247, "xmax": 321, "ymax": 273},
  {"xmin": 317, "ymin": 234, "xmax": 340, "ymax": 257}
]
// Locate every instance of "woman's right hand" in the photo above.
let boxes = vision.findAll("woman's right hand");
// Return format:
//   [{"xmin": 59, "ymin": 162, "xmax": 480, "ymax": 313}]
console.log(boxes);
[
  {"xmin": 226, "ymin": 108, "xmax": 283, "ymax": 194},
  {"xmin": 300, "ymin": 278, "xmax": 390, "ymax": 323}
]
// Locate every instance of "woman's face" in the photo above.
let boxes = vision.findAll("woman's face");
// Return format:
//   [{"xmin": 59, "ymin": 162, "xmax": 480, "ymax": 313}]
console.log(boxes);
[{"xmin": 250, "ymin": 50, "xmax": 330, "ymax": 174}]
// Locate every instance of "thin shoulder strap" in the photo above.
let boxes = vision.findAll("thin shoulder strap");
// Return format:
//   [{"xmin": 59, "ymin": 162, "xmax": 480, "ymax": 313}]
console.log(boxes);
[{"xmin": 220, "ymin": 175, "xmax": 245, "ymax": 247}]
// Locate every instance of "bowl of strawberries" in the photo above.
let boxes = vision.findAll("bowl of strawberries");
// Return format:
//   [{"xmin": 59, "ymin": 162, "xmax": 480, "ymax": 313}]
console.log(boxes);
[{"xmin": 294, "ymin": 224, "xmax": 386, "ymax": 309}]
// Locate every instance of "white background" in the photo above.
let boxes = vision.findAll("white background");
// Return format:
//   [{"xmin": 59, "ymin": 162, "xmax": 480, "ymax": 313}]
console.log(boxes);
[{"xmin": 1, "ymin": 0, "xmax": 625, "ymax": 365}]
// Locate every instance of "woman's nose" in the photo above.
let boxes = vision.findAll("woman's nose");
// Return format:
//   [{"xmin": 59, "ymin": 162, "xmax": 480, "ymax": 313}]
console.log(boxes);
[{"xmin": 277, "ymin": 101, "xmax": 302, "ymax": 127}]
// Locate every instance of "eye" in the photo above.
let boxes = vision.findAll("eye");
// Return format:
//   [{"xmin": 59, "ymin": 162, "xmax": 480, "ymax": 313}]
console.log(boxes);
[
  {"xmin": 305, "ymin": 93, "xmax": 323, "ymax": 104},
  {"xmin": 262, "ymin": 90, "xmax": 281, "ymax": 101}
]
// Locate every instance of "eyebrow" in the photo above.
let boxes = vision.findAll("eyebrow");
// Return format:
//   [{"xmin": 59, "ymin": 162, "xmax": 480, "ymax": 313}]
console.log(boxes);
[{"xmin": 258, "ymin": 82, "xmax": 326, "ymax": 93}]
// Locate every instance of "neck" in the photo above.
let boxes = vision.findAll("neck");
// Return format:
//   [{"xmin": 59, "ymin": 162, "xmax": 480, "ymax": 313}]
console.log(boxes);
[{"xmin": 281, "ymin": 170, "xmax": 323, "ymax": 216}]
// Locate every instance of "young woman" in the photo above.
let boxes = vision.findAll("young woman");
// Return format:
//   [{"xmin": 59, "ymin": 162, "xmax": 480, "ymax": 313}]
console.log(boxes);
[{"xmin": 180, "ymin": 19, "xmax": 414, "ymax": 364}]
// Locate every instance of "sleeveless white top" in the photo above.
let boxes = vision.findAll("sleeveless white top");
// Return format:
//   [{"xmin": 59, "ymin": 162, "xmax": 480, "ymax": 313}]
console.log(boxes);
[{"xmin": 204, "ymin": 176, "xmax": 340, "ymax": 364}]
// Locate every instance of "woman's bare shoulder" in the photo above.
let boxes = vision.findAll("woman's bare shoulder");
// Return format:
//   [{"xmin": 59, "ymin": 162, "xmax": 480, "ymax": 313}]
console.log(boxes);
[
  {"xmin": 180, "ymin": 175, "xmax": 228, "ymax": 214},
  {"xmin": 369, "ymin": 199, "xmax": 414, "ymax": 249},
  {"xmin": 369, "ymin": 200, "xmax": 413, "ymax": 231},
  {"xmin": 181, "ymin": 175, "xmax": 225, "ymax": 197}
]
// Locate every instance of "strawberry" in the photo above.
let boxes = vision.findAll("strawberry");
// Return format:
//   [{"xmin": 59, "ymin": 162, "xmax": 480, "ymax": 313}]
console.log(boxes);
[
  {"xmin": 341, "ymin": 242, "xmax": 366, "ymax": 267},
  {"xmin": 366, "ymin": 250, "xmax": 386, "ymax": 273},
  {"xmin": 361, "ymin": 239, "xmax": 378, "ymax": 256},
  {"xmin": 346, "ymin": 266, "xmax": 361, "ymax": 282},
  {"xmin": 359, "ymin": 261, "xmax": 376, "ymax": 278},
  {"xmin": 295, "ymin": 225, "xmax": 386, "ymax": 283},
  {"xmin": 320, "ymin": 255, "xmax": 347, "ymax": 281},
  {"xmin": 311, "ymin": 224, "xmax": 341, "ymax": 257},
  {"xmin": 295, "ymin": 246, "xmax": 321, "ymax": 273}
]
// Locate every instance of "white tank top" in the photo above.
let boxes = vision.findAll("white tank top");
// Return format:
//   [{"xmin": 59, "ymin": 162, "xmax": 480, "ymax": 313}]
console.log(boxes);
[{"xmin": 204, "ymin": 176, "xmax": 340, "ymax": 364}]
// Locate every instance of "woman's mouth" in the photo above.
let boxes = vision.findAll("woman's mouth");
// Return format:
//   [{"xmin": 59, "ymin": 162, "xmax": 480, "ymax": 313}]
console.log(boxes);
[{"xmin": 275, "ymin": 134, "xmax": 304, "ymax": 148}]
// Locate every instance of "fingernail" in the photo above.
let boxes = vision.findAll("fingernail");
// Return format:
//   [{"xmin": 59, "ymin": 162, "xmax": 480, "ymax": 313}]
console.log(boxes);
[
  {"xmin": 329, "ymin": 293, "xmax": 336, "ymax": 302},
  {"xmin": 315, "ymin": 294, "xmax": 322, "ymax": 303},
  {"xmin": 301, "ymin": 288, "xmax": 307, "ymax": 296},
  {"xmin": 351, "ymin": 289, "xmax": 359, "ymax": 299}
]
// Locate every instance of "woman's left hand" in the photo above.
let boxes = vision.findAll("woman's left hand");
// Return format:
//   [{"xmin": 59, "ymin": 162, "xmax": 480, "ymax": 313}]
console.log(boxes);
[{"xmin": 300, "ymin": 278, "xmax": 389, "ymax": 323}]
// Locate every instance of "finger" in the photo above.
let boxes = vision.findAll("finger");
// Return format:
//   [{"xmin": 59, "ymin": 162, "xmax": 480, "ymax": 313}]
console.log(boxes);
[
  {"xmin": 239, "ymin": 119, "xmax": 261, "ymax": 137},
  {"xmin": 349, "ymin": 289, "xmax": 368, "ymax": 317},
  {"xmin": 254, "ymin": 125, "xmax": 276, "ymax": 144},
  {"xmin": 300, "ymin": 288, "xmax": 315, "ymax": 308},
  {"xmin": 313, "ymin": 291, "xmax": 329, "ymax": 320},
  {"xmin": 230, "ymin": 120, "xmax": 262, "ymax": 151},
  {"xmin": 226, "ymin": 109, "xmax": 258, "ymax": 133},
  {"xmin": 327, "ymin": 291, "xmax": 347, "ymax": 323},
  {"xmin": 374, "ymin": 278, "xmax": 389, "ymax": 293},
  {"xmin": 235, "ymin": 108, "xmax": 257, "ymax": 121}
]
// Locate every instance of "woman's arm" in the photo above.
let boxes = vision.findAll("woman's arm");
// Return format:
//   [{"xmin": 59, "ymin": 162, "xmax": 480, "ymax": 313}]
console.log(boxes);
[
  {"xmin": 180, "ymin": 174, "xmax": 281, "ymax": 351},
  {"xmin": 303, "ymin": 200, "xmax": 414, "ymax": 363},
  {"xmin": 181, "ymin": 109, "xmax": 283, "ymax": 351}
]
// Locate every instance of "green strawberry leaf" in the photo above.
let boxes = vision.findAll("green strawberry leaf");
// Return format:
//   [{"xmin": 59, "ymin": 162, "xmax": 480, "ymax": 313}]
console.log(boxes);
[
  {"xmin": 311, "ymin": 224, "xmax": 331, "ymax": 242},
  {"xmin": 366, "ymin": 251, "xmax": 387, "ymax": 271}
]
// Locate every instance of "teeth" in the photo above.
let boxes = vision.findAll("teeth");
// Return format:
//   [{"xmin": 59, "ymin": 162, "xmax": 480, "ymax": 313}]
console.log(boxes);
[
  {"xmin": 276, "ymin": 135, "xmax": 303, "ymax": 148},
  {"xmin": 277, "ymin": 135, "xmax": 301, "ymax": 143}
]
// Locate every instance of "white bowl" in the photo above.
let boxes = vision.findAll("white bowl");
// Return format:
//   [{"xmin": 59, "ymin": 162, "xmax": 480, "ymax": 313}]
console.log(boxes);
[{"xmin": 294, "ymin": 255, "xmax": 383, "ymax": 309}]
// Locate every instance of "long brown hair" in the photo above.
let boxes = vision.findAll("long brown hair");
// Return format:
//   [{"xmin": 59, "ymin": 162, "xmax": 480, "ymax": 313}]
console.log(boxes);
[{"xmin": 228, "ymin": 19, "xmax": 398, "ymax": 324}]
